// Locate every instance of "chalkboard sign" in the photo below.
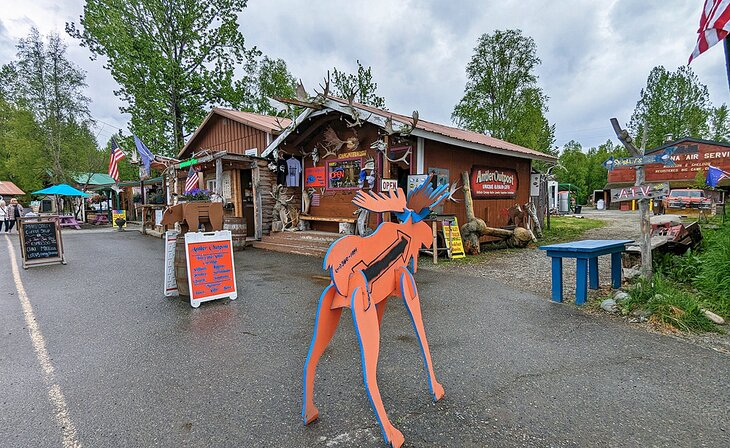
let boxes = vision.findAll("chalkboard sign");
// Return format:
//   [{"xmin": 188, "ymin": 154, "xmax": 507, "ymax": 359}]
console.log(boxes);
[
  {"xmin": 184, "ymin": 230, "xmax": 238, "ymax": 308},
  {"xmin": 19, "ymin": 217, "xmax": 65, "ymax": 269}
]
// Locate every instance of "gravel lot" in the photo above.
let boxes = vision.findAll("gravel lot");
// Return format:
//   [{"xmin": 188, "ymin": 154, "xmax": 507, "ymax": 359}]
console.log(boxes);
[{"xmin": 422, "ymin": 208, "xmax": 730, "ymax": 353}]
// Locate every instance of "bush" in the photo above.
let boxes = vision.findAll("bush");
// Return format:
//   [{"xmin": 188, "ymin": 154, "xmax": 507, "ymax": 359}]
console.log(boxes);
[{"xmin": 695, "ymin": 223, "xmax": 730, "ymax": 317}]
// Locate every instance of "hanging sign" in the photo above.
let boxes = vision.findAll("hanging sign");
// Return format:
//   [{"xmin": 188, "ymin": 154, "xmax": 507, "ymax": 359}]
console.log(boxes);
[
  {"xmin": 184, "ymin": 230, "xmax": 238, "ymax": 308},
  {"xmin": 470, "ymin": 167, "xmax": 518, "ymax": 198},
  {"xmin": 338, "ymin": 150, "xmax": 366, "ymax": 159},
  {"xmin": 305, "ymin": 167, "xmax": 326, "ymax": 187},
  {"xmin": 603, "ymin": 147, "xmax": 676, "ymax": 171},
  {"xmin": 163, "ymin": 230, "xmax": 179, "ymax": 297},
  {"xmin": 112, "ymin": 209, "xmax": 127, "ymax": 228},
  {"xmin": 441, "ymin": 217, "xmax": 465, "ymax": 259},
  {"xmin": 380, "ymin": 178, "xmax": 398, "ymax": 191},
  {"xmin": 18, "ymin": 216, "xmax": 65, "ymax": 269},
  {"xmin": 610, "ymin": 182, "xmax": 670, "ymax": 202}
]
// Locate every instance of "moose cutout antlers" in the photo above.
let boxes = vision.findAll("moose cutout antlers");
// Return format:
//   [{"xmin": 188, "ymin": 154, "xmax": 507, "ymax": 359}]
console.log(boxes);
[{"xmin": 303, "ymin": 176, "xmax": 449, "ymax": 448}]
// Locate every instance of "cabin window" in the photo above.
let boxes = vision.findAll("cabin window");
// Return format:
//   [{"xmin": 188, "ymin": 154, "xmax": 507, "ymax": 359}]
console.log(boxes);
[{"xmin": 327, "ymin": 157, "xmax": 362, "ymax": 190}]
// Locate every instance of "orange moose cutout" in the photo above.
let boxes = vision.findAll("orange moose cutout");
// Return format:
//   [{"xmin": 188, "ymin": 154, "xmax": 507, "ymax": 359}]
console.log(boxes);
[{"xmin": 303, "ymin": 176, "xmax": 448, "ymax": 448}]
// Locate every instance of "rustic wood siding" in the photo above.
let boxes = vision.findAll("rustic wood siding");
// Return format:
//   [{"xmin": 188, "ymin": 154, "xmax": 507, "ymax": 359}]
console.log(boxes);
[
  {"xmin": 279, "ymin": 121, "xmax": 381, "ymax": 232},
  {"xmin": 424, "ymin": 140, "xmax": 531, "ymax": 230},
  {"xmin": 190, "ymin": 115, "xmax": 269, "ymax": 155}
]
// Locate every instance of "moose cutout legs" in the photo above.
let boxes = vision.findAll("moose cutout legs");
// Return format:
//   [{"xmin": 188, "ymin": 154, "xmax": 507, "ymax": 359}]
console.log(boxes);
[
  {"xmin": 350, "ymin": 274, "xmax": 405, "ymax": 448},
  {"xmin": 397, "ymin": 268, "xmax": 445, "ymax": 401},
  {"xmin": 302, "ymin": 284, "xmax": 342, "ymax": 425}
]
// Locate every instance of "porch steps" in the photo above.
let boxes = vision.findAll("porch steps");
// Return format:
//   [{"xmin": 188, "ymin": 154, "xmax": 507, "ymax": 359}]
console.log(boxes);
[{"xmin": 252, "ymin": 230, "xmax": 342, "ymax": 257}]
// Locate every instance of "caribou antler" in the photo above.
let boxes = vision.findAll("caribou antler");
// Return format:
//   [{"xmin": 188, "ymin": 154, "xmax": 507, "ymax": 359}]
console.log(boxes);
[
  {"xmin": 446, "ymin": 180, "xmax": 462, "ymax": 202},
  {"xmin": 398, "ymin": 110, "xmax": 419, "ymax": 136},
  {"xmin": 383, "ymin": 147, "xmax": 412, "ymax": 166}
]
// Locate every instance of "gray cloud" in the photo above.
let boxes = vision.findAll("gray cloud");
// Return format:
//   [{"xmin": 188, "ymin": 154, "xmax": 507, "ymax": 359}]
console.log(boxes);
[{"xmin": 2, "ymin": 0, "xmax": 728, "ymax": 152}]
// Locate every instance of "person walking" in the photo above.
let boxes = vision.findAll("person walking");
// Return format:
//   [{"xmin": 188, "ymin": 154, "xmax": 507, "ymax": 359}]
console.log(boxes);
[
  {"xmin": 0, "ymin": 200, "xmax": 8, "ymax": 232},
  {"xmin": 6, "ymin": 198, "xmax": 24, "ymax": 233}
]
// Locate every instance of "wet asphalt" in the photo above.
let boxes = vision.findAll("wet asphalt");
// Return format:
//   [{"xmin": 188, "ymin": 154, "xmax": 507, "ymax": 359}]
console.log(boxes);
[{"xmin": 1, "ymin": 230, "xmax": 728, "ymax": 447}]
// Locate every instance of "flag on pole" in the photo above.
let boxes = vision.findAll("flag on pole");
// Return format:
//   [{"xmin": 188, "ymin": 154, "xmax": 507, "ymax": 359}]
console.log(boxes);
[
  {"xmin": 706, "ymin": 165, "xmax": 730, "ymax": 187},
  {"xmin": 133, "ymin": 135, "xmax": 154, "ymax": 177},
  {"xmin": 689, "ymin": 0, "xmax": 730, "ymax": 64},
  {"xmin": 108, "ymin": 137, "xmax": 126, "ymax": 182},
  {"xmin": 184, "ymin": 166, "xmax": 200, "ymax": 193}
]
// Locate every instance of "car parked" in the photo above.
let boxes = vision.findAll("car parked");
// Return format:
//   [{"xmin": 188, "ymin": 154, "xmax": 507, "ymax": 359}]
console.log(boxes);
[{"xmin": 663, "ymin": 189, "xmax": 713, "ymax": 210}]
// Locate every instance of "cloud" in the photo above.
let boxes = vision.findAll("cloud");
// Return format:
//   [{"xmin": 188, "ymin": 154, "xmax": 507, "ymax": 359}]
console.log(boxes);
[{"xmin": 2, "ymin": 0, "xmax": 727, "ymax": 152}]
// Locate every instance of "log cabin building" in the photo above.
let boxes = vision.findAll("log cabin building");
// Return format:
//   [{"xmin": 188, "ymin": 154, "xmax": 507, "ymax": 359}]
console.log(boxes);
[
  {"xmin": 253, "ymin": 96, "xmax": 556, "ymax": 255},
  {"xmin": 604, "ymin": 137, "xmax": 730, "ymax": 209},
  {"xmin": 172, "ymin": 108, "xmax": 293, "ymax": 242}
]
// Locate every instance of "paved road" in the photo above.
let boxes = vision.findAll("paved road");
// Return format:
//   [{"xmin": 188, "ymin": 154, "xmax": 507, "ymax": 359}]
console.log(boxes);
[{"xmin": 1, "ymin": 231, "xmax": 728, "ymax": 447}]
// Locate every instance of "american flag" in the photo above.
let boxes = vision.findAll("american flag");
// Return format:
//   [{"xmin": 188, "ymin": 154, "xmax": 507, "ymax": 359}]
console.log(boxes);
[
  {"xmin": 108, "ymin": 137, "xmax": 126, "ymax": 181},
  {"xmin": 689, "ymin": 0, "xmax": 730, "ymax": 64},
  {"xmin": 184, "ymin": 166, "xmax": 200, "ymax": 193}
]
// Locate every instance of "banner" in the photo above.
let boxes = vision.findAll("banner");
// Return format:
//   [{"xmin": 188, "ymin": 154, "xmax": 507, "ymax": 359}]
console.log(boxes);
[{"xmin": 470, "ymin": 167, "xmax": 517, "ymax": 198}]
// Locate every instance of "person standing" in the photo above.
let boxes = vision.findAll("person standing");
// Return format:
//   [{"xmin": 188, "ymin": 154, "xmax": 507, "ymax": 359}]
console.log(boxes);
[
  {"xmin": 6, "ymin": 198, "xmax": 24, "ymax": 233},
  {"xmin": 0, "ymin": 200, "xmax": 7, "ymax": 232}
]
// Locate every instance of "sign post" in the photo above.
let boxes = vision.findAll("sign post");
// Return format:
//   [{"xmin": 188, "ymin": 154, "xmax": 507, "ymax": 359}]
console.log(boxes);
[
  {"xmin": 609, "ymin": 119, "xmax": 667, "ymax": 279},
  {"xmin": 18, "ymin": 216, "xmax": 65, "ymax": 269},
  {"xmin": 184, "ymin": 230, "xmax": 238, "ymax": 308}
]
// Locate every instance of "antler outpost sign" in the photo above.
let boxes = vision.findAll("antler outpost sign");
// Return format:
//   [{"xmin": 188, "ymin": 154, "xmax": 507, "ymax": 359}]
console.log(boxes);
[{"xmin": 469, "ymin": 167, "xmax": 518, "ymax": 198}]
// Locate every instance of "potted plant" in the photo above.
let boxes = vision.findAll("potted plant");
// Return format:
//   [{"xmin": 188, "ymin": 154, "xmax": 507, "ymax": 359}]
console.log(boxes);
[{"xmin": 179, "ymin": 188, "xmax": 211, "ymax": 202}]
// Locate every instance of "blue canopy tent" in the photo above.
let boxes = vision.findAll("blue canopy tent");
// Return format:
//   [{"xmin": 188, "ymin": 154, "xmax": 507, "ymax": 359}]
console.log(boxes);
[
  {"xmin": 32, "ymin": 184, "xmax": 90, "ymax": 218},
  {"xmin": 32, "ymin": 184, "xmax": 90, "ymax": 197}
]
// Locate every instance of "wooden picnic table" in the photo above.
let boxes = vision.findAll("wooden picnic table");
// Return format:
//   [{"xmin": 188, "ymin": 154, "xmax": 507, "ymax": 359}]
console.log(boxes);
[
  {"xmin": 539, "ymin": 239, "xmax": 633, "ymax": 305},
  {"xmin": 58, "ymin": 214, "xmax": 81, "ymax": 230}
]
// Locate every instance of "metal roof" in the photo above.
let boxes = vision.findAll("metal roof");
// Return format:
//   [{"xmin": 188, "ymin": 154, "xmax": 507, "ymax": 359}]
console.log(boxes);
[
  {"xmin": 329, "ymin": 97, "xmax": 556, "ymax": 162},
  {"xmin": 73, "ymin": 173, "xmax": 117, "ymax": 186},
  {"xmin": 0, "ymin": 180, "xmax": 25, "ymax": 196},
  {"xmin": 263, "ymin": 96, "xmax": 556, "ymax": 163}
]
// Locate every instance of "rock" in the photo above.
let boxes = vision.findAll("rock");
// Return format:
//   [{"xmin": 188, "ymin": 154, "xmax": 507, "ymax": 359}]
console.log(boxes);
[
  {"xmin": 613, "ymin": 291, "xmax": 630, "ymax": 303},
  {"xmin": 601, "ymin": 298, "xmax": 618, "ymax": 313},
  {"xmin": 631, "ymin": 308, "xmax": 652, "ymax": 319},
  {"xmin": 622, "ymin": 267, "xmax": 641, "ymax": 280},
  {"xmin": 702, "ymin": 309, "xmax": 725, "ymax": 325}
]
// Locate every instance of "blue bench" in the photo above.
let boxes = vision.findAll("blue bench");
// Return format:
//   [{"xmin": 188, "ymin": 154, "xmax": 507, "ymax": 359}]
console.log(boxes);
[{"xmin": 539, "ymin": 240, "xmax": 633, "ymax": 305}]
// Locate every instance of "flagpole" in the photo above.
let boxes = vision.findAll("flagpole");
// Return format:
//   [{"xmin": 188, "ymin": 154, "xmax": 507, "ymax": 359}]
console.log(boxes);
[{"xmin": 725, "ymin": 37, "xmax": 730, "ymax": 92}]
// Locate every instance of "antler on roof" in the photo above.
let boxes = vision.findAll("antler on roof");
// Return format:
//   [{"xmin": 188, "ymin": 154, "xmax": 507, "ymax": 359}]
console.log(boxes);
[
  {"xmin": 407, "ymin": 174, "xmax": 449, "ymax": 215},
  {"xmin": 352, "ymin": 189, "xmax": 407, "ymax": 213}
]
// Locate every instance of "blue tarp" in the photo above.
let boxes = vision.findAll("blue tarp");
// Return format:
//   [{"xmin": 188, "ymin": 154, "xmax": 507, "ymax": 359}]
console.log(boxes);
[{"xmin": 32, "ymin": 184, "xmax": 90, "ymax": 197}]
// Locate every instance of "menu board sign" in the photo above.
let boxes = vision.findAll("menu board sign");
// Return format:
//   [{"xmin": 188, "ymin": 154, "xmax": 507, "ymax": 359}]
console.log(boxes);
[
  {"xmin": 184, "ymin": 230, "xmax": 238, "ymax": 308},
  {"xmin": 18, "ymin": 217, "xmax": 65, "ymax": 269}
]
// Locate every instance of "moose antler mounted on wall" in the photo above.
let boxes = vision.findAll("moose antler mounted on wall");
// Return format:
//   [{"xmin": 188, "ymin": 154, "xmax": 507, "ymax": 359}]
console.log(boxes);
[{"xmin": 302, "ymin": 176, "xmax": 449, "ymax": 448}]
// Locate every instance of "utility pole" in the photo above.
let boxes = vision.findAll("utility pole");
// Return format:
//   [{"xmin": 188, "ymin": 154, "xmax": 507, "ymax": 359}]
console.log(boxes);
[{"xmin": 610, "ymin": 118, "xmax": 653, "ymax": 280}]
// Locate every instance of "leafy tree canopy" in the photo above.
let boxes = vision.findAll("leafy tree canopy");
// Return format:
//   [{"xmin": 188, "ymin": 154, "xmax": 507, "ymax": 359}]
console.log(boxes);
[
  {"xmin": 452, "ymin": 29, "xmax": 555, "ymax": 154},
  {"xmin": 629, "ymin": 65, "xmax": 714, "ymax": 148},
  {"xmin": 0, "ymin": 28, "xmax": 100, "ymax": 191},
  {"xmin": 67, "ymin": 0, "xmax": 260, "ymax": 156},
  {"xmin": 332, "ymin": 60, "xmax": 386, "ymax": 109},
  {"xmin": 555, "ymin": 139, "xmax": 629, "ymax": 204}
]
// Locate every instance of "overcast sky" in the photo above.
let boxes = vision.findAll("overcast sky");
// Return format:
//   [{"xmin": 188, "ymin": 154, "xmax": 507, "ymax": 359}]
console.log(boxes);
[{"xmin": 1, "ymin": 0, "xmax": 728, "ymax": 151}]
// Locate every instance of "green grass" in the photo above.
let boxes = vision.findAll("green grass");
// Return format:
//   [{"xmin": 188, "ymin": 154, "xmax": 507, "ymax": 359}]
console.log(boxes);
[
  {"xmin": 621, "ymin": 221, "xmax": 730, "ymax": 333},
  {"xmin": 621, "ymin": 275, "xmax": 718, "ymax": 333},
  {"xmin": 541, "ymin": 216, "xmax": 606, "ymax": 244}
]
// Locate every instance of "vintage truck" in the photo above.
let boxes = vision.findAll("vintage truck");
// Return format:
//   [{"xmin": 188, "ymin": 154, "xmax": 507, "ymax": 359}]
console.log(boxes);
[{"xmin": 663, "ymin": 189, "xmax": 713, "ymax": 211}]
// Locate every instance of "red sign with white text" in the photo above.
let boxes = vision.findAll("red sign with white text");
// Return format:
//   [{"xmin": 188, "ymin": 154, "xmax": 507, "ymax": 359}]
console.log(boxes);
[
  {"xmin": 470, "ymin": 167, "xmax": 518, "ymax": 198},
  {"xmin": 305, "ymin": 167, "xmax": 326, "ymax": 187}
]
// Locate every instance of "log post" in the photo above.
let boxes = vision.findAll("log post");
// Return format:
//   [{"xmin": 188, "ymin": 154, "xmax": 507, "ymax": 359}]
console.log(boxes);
[{"xmin": 460, "ymin": 171, "xmax": 487, "ymax": 255}]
